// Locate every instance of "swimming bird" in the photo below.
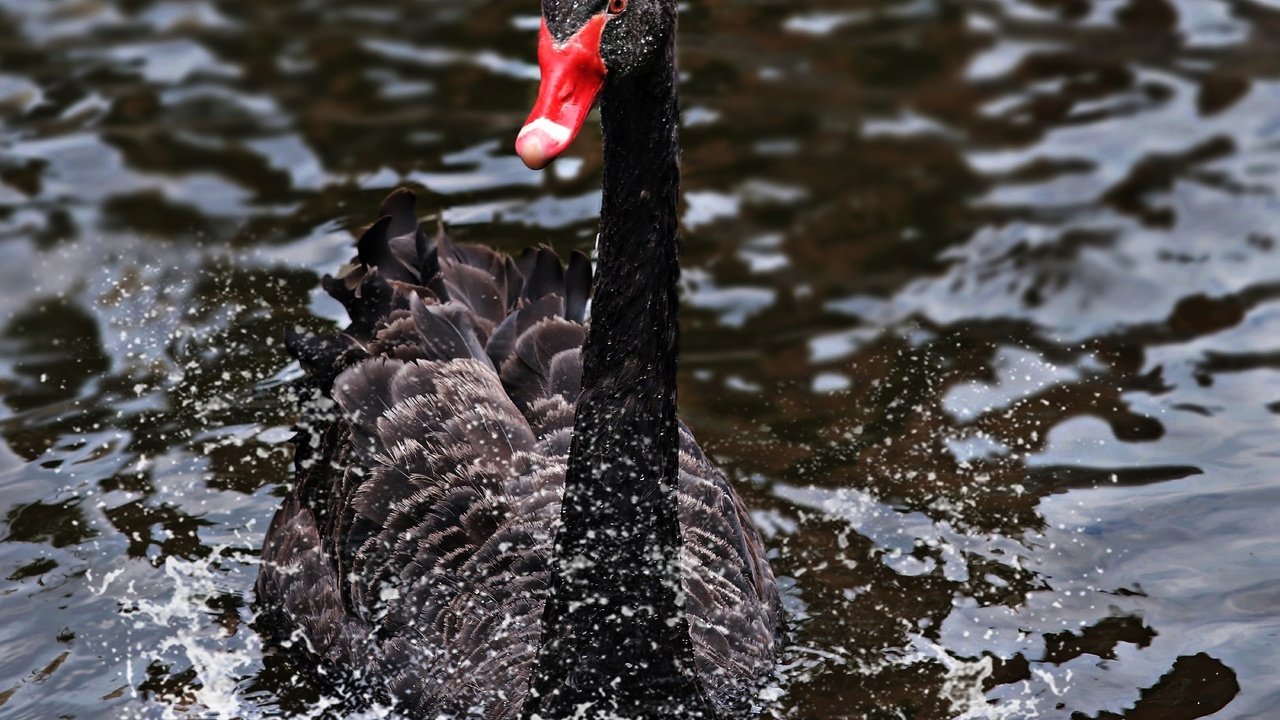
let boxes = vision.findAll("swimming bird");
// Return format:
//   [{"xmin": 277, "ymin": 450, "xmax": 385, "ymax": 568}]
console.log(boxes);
[{"xmin": 256, "ymin": 1, "xmax": 783, "ymax": 717}]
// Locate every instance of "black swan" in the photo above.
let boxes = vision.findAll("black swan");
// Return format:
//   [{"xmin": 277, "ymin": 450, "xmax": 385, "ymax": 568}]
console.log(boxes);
[{"xmin": 256, "ymin": 1, "xmax": 783, "ymax": 717}]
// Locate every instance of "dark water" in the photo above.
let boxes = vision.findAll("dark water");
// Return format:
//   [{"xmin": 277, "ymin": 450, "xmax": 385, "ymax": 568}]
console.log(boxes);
[{"xmin": 1, "ymin": 0, "xmax": 1278, "ymax": 717}]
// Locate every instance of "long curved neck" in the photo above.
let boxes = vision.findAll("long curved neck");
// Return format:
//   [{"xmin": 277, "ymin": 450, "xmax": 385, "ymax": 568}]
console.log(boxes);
[{"xmin": 523, "ymin": 27, "xmax": 716, "ymax": 720}]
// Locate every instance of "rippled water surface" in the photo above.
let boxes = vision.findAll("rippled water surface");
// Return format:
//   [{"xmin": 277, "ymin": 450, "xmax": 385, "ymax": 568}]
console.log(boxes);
[{"xmin": 2, "ymin": 0, "xmax": 1279, "ymax": 718}]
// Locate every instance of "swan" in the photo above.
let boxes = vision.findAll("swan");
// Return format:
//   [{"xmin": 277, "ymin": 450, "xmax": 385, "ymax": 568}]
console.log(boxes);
[{"xmin": 256, "ymin": 1, "xmax": 784, "ymax": 717}]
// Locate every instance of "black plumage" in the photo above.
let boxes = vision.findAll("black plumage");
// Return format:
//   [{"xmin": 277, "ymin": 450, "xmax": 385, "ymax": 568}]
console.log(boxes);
[
  {"xmin": 258, "ymin": 0, "xmax": 783, "ymax": 717},
  {"xmin": 257, "ymin": 191, "xmax": 782, "ymax": 719}
]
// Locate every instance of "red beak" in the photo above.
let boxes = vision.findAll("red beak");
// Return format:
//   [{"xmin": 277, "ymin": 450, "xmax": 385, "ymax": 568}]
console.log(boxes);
[{"xmin": 516, "ymin": 16, "xmax": 608, "ymax": 170}]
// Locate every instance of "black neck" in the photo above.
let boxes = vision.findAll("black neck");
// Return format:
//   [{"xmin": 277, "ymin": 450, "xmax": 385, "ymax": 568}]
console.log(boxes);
[{"xmin": 522, "ymin": 30, "xmax": 715, "ymax": 720}]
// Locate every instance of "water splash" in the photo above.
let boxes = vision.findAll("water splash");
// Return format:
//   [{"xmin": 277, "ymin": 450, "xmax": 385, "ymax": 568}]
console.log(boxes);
[{"xmin": 126, "ymin": 552, "xmax": 261, "ymax": 719}]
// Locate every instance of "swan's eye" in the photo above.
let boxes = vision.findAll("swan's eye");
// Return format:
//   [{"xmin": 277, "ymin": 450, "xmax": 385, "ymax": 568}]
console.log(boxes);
[{"xmin": 607, "ymin": 0, "xmax": 628, "ymax": 15}]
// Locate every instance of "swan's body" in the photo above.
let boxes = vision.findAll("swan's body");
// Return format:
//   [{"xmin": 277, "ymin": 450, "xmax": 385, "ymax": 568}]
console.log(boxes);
[
  {"xmin": 257, "ymin": 1, "xmax": 783, "ymax": 717},
  {"xmin": 257, "ymin": 193, "xmax": 781, "ymax": 718}
]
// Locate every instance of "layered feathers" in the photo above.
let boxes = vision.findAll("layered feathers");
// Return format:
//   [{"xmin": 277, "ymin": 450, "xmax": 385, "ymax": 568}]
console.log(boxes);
[{"xmin": 257, "ymin": 189, "xmax": 783, "ymax": 718}]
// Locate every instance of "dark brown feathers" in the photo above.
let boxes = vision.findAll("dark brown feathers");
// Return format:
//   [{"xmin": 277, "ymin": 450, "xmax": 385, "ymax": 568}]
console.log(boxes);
[{"xmin": 256, "ymin": 190, "xmax": 783, "ymax": 719}]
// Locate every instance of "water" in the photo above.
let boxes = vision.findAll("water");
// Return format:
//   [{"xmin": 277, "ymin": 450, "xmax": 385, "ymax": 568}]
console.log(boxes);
[{"xmin": 1, "ymin": 0, "xmax": 1278, "ymax": 717}]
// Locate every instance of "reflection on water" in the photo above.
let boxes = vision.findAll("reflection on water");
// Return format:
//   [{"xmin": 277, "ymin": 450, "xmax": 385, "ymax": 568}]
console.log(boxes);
[{"xmin": 1, "ymin": 0, "xmax": 1279, "ymax": 717}]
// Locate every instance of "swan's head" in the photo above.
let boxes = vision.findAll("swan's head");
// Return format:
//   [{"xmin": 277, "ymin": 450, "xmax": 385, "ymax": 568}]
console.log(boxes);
[{"xmin": 516, "ymin": 0, "xmax": 675, "ymax": 170}]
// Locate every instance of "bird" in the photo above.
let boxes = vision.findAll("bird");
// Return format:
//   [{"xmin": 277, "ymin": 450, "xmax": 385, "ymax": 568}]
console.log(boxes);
[{"xmin": 255, "ymin": 1, "xmax": 784, "ymax": 718}]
